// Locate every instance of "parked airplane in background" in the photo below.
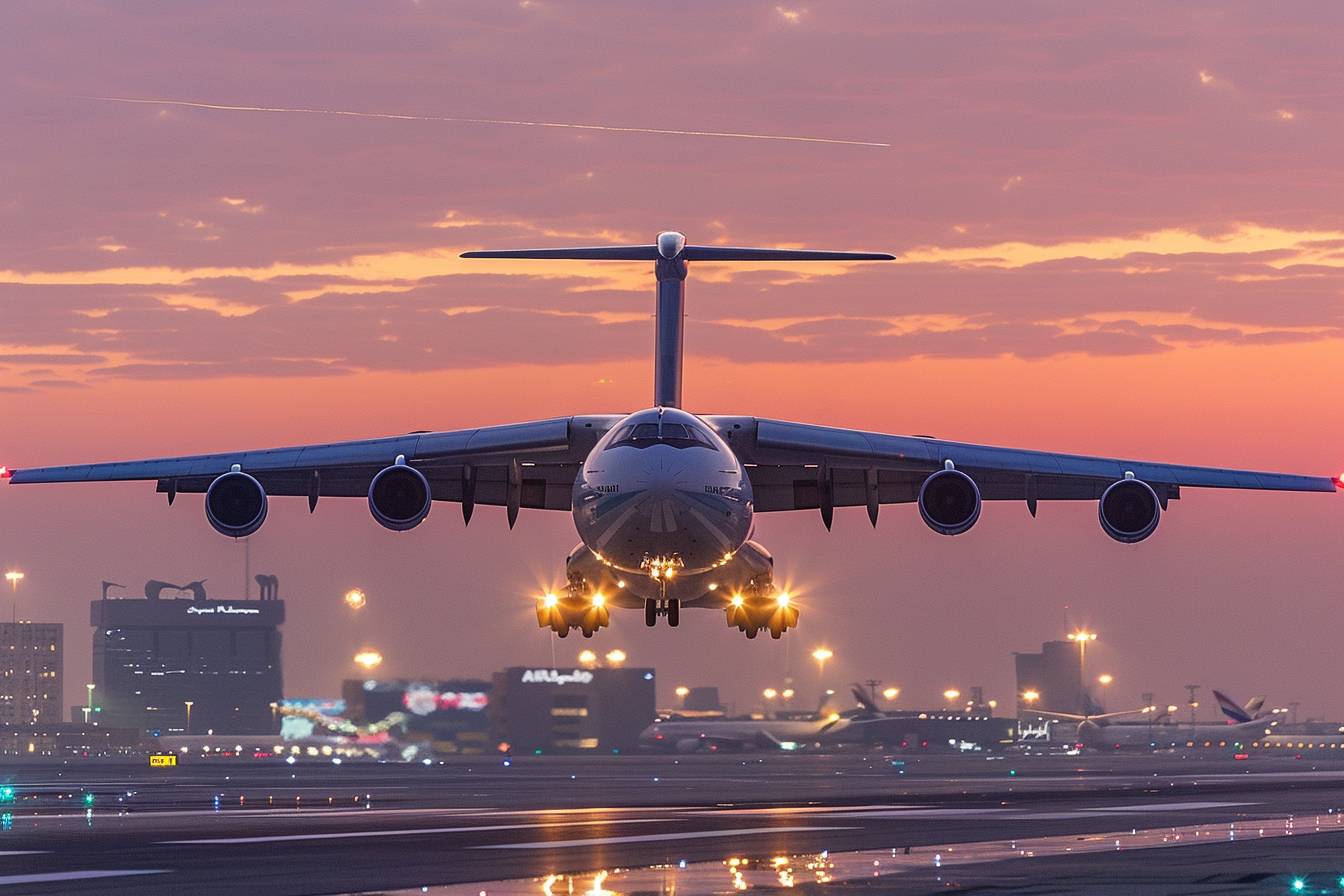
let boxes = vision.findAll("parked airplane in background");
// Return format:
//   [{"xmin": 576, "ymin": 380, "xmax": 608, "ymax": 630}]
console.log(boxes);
[
  {"xmin": 639, "ymin": 714, "xmax": 848, "ymax": 753},
  {"xmin": 1031, "ymin": 690, "xmax": 1271, "ymax": 750},
  {"xmin": 6, "ymin": 232, "xmax": 1339, "ymax": 638}
]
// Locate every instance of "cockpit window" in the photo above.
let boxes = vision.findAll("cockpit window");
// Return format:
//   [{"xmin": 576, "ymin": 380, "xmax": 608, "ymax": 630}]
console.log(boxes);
[{"xmin": 605, "ymin": 419, "xmax": 714, "ymax": 450}]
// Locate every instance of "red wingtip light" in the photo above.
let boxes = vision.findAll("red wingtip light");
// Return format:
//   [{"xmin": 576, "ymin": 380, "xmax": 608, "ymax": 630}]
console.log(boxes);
[
  {"xmin": 0, "ymin": 466, "xmax": 10, "ymax": 480},
  {"xmin": 1334, "ymin": 473, "xmax": 1344, "ymax": 490}
]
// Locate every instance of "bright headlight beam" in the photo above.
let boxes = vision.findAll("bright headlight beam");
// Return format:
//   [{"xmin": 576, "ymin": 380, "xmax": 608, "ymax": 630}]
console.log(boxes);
[{"xmin": 79, "ymin": 96, "xmax": 892, "ymax": 148}]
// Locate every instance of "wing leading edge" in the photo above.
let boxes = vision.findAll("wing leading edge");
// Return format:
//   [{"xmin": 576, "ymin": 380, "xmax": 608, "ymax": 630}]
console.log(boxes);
[
  {"xmin": 6, "ymin": 416, "xmax": 622, "ymax": 514},
  {"xmin": 705, "ymin": 416, "xmax": 1337, "ymax": 513}
]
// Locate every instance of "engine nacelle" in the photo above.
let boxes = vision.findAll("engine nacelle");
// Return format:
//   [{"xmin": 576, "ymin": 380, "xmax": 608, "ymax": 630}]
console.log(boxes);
[
  {"xmin": 1099, "ymin": 476, "xmax": 1160, "ymax": 544},
  {"xmin": 368, "ymin": 461, "xmax": 432, "ymax": 531},
  {"xmin": 205, "ymin": 470, "xmax": 268, "ymax": 538},
  {"xmin": 918, "ymin": 467, "xmax": 982, "ymax": 535}
]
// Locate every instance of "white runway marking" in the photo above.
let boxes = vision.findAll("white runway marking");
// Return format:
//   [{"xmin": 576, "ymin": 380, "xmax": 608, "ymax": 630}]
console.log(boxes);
[
  {"xmin": 0, "ymin": 870, "xmax": 167, "ymax": 886},
  {"xmin": 472, "ymin": 825, "xmax": 859, "ymax": 849},
  {"xmin": 0, "ymin": 851, "xmax": 47, "ymax": 857},
  {"xmin": 160, "ymin": 817, "xmax": 663, "ymax": 845},
  {"xmin": 82, "ymin": 96, "xmax": 892, "ymax": 148},
  {"xmin": 1088, "ymin": 801, "xmax": 1257, "ymax": 812}
]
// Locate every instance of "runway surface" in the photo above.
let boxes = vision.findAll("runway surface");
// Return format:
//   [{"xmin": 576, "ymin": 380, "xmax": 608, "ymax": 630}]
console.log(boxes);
[{"xmin": 3, "ymin": 753, "xmax": 1344, "ymax": 894}]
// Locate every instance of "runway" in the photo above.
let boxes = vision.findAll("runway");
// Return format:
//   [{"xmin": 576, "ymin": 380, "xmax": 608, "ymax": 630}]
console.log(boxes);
[{"xmin": 3, "ymin": 753, "xmax": 1344, "ymax": 894}]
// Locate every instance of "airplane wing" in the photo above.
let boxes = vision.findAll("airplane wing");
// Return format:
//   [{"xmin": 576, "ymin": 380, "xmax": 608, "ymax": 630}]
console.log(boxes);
[
  {"xmin": 5, "ymin": 415, "xmax": 621, "ymax": 520},
  {"xmin": 706, "ymin": 416, "xmax": 1338, "ymax": 515}
]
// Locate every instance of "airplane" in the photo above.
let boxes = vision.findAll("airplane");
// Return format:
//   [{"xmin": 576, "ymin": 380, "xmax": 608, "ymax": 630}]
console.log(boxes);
[
  {"xmin": 1028, "ymin": 690, "xmax": 1270, "ymax": 750},
  {"xmin": 639, "ymin": 714, "xmax": 850, "ymax": 753},
  {"xmin": 4, "ymin": 231, "xmax": 1339, "ymax": 639}
]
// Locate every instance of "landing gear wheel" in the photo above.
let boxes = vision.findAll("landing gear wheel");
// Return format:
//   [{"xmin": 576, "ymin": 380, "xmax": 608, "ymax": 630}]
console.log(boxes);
[
  {"xmin": 581, "ymin": 627, "xmax": 594, "ymax": 638},
  {"xmin": 645, "ymin": 599, "xmax": 658, "ymax": 627},
  {"xmin": 556, "ymin": 627, "xmax": 569, "ymax": 638},
  {"xmin": 666, "ymin": 599, "xmax": 680, "ymax": 627},
  {"xmin": 745, "ymin": 626, "xmax": 758, "ymax": 639},
  {"xmin": 770, "ymin": 628, "xmax": 782, "ymax": 639}
]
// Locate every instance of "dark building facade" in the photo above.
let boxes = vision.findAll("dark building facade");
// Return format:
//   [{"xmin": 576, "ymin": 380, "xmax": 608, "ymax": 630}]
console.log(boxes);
[
  {"xmin": 1014, "ymin": 640, "xmax": 1086, "ymax": 716},
  {"xmin": 342, "ymin": 678, "xmax": 492, "ymax": 753},
  {"xmin": 0, "ymin": 622, "xmax": 62, "ymax": 727},
  {"xmin": 91, "ymin": 578, "xmax": 284, "ymax": 735},
  {"xmin": 490, "ymin": 666, "xmax": 656, "ymax": 753}
]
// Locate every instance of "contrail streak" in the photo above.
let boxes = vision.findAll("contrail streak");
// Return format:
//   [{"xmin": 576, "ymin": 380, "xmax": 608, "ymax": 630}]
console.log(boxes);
[{"xmin": 79, "ymin": 95, "xmax": 891, "ymax": 148}]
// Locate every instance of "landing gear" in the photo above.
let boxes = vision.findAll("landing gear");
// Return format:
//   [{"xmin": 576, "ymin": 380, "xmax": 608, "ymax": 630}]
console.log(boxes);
[
  {"xmin": 644, "ymin": 597, "xmax": 680, "ymax": 627},
  {"xmin": 725, "ymin": 587, "xmax": 797, "ymax": 640},
  {"xmin": 538, "ymin": 584, "xmax": 610, "ymax": 638}
]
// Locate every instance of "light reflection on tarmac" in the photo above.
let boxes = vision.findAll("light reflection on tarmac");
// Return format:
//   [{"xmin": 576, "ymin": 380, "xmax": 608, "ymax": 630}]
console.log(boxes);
[{"xmin": 351, "ymin": 813, "xmax": 1344, "ymax": 896}]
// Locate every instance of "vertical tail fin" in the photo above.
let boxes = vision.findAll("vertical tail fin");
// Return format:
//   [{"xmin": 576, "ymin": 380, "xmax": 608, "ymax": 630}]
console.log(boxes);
[
  {"xmin": 1212, "ymin": 689, "xmax": 1254, "ymax": 723},
  {"xmin": 463, "ymin": 232, "xmax": 893, "ymax": 408}
]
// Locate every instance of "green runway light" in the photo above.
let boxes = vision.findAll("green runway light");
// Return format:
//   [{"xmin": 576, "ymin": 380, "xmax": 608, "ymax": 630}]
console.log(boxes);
[
  {"xmin": 1292, "ymin": 878, "xmax": 1305, "ymax": 892},
  {"xmin": 83, "ymin": 793, "xmax": 95, "ymax": 806},
  {"xmin": 0, "ymin": 786, "xmax": 13, "ymax": 803}
]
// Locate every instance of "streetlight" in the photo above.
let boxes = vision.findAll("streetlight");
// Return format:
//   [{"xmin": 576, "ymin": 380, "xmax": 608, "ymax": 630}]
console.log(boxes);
[
  {"xmin": 343, "ymin": 588, "xmax": 367, "ymax": 610},
  {"xmin": 4, "ymin": 571, "xmax": 24, "ymax": 592},
  {"xmin": 184, "ymin": 700, "xmax": 194, "ymax": 733},
  {"xmin": 882, "ymin": 686, "xmax": 900, "ymax": 701},
  {"xmin": 1022, "ymin": 689, "xmax": 1040, "ymax": 705},
  {"xmin": 353, "ymin": 649, "xmax": 383, "ymax": 671},
  {"xmin": 1097, "ymin": 674, "xmax": 1113, "ymax": 686},
  {"xmin": 674, "ymin": 685, "xmax": 690, "ymax": 705},
  {"xmin": 943, "ymin": 689, "xmax": 961, "ymax": 703},
  {"xmin": 270, "ymin": 701, "xmax": 280, "ymax": 730},
  {"xmin": 578, "ymin": 649, "xmax": 598, "ymax": 668},
  {"xmin": 811, "ymin": 647, "xmax": 833, "ymax": 679},
  {"xmin": 604, "ymin": 649, "xmax": 627, "ymax": 667},
  {"xmin": 1067, "ymin": 630, "xmax": 1097, "ymax": 680},
  {"xmin": 763, "ymin": 687, "xmax": 778, "ymax": 701},
  {"xmin": 84, "ymin": 683, "xmax": 95, "ymax": 724},
  {"xmin": 781, "ymin": 688, "xmax": 795, "ymax": 703}
]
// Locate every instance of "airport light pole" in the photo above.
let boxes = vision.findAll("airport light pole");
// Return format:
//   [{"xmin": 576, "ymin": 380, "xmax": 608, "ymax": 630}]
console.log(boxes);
[
  {"xmin": 184, "ymin": 700, "xmax": 194, "ymax": 734},
  {"xmin": 84, "ymin": 683, "xmax": 95, "ymax": 724},
  {"xmin": 5, "ymin": 570, "xmax": 24, "ymax": 622},
  {"xmin": 1097, "ymin": 674, "xmax": 1113, "ymax": 710},
  {"xmin": 1067, "ymin": 631, "xmax": 1097, "ymax": 711},
  {"xmin": 343, "ymin": 588, "xmax": 367, "ymax": 610},
  {"xmin": 675, "ymin": 685, "xmax": 689, "ymax": 707},
  {"xmin": 270, "ymin": 701, "xmax": 279, "ymax": 732},
  {"xmin": 811, "ymin": 647, "xmax": 833, "ymax": 683},
  {"xmin": 1184, "ymin": 684, "xmax": 1201, "ymax": 728}
]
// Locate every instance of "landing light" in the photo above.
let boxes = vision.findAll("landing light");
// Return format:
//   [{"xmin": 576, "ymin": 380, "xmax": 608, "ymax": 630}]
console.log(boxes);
[
  {"xmin": 731, "ymin": 595, "xmax": 744, "ymax": 607},
  {"xmin": 617, "ymin": 580, "xmax": 626, "ymax": 589},
  {"xmin": 542, "ymin": 592, "xmax": 559, "ymax": 608},
  {"xmin": 776, "ymin": 592, "xmax": 791, "ymax": 608},
  {"xmin": 707, "ymin": 583, "xmax": 718, "ymax": 591},
  {"xmin": 591, "ymin": 593, "xmax": 605, "ymax": 607}
]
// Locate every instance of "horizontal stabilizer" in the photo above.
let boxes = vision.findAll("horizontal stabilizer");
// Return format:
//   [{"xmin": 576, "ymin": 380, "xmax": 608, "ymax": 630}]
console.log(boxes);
[
  {"xmin": 462, "ymin": 238, "xmax": 894, "ymax": 263},
  {"xmin": 682, "ymin": 245, "xmax": 894, "ymax": 262},
  {"xmin": 461, "ymin": 246, "xmax": 659, "ymax": 260}
]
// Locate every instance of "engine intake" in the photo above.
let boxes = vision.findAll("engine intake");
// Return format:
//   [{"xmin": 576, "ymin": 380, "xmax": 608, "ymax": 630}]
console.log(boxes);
[
  {"xmin": 918, "ymin": 467, "xmax": 981, "ymax": 535},
  {"xmin": 1099, "ymin": 476, "xmax": 1160, "ymax": 543},
  {"xmin": 205, "ymin": 470, "xmax": 268, "ymax": 538},
  {"xmin": 369, "ymin": 460, "xmax": 431, "ymax": 531}
]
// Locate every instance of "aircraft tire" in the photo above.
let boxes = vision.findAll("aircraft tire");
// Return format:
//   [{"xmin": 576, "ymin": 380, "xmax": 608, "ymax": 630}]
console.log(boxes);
[
  {"xmin": 645, "ymin": 600, "xmax": 657, "ymax": 627},
  {"xmin": 667, "ymin": 599, "xmax": 680, "ymax": 627}
]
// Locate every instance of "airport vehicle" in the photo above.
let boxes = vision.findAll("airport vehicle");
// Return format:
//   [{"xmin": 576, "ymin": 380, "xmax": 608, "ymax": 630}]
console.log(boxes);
[{"xmin": 5, "ymin": 232, "xmax": 1338, "ymax": 638}]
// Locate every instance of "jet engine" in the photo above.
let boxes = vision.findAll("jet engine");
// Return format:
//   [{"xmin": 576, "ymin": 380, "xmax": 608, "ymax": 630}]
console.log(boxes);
[
  {"xmin": 918, "ymin": 467, "xmax": 981, "ymax": 535},
  {"xmin": 205, "ymin": 470, "xmax": 268, "ymax": 538},
  {"xmin": 1098, "ymin": 476, "xmax": 1160, "ymax": 543},
  {"xmin": 368, "ymin": 459, "xmax": 432, "ymax": 531}
]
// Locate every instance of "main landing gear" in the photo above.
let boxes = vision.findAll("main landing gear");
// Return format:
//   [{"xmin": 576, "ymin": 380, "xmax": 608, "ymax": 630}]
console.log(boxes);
[{"xmin": 644, "ymin": 597, "xmax": 680, "ymax": 627}]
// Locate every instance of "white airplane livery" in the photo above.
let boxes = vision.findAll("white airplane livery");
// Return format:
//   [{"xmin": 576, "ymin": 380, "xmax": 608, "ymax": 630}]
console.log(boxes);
[{"xmin": 5, "ymin": 232, "xmax": 1339, "ymax": 639}]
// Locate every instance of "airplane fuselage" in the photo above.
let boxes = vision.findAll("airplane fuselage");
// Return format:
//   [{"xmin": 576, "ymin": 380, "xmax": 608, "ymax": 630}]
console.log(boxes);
[{"xmin": 572, "ymin": 406, "xmax": 753, "ymax": 575}]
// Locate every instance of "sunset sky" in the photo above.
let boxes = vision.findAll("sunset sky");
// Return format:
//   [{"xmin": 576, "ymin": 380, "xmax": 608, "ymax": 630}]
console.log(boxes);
[{"xmin": 2, "ymin": 2, "xmax": 1341, "ymax": 719}]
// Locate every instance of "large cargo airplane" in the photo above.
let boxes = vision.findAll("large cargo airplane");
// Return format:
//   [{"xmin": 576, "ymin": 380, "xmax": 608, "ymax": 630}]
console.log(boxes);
[{"xmin": 5, "ymin": 232, "xmax": 1338, "ymax": 638}]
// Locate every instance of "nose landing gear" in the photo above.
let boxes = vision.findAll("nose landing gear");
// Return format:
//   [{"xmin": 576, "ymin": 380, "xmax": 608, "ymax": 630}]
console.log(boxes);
[{"xmin": 644, "ymin": 597, "xmax": 680, "ymax": 627}]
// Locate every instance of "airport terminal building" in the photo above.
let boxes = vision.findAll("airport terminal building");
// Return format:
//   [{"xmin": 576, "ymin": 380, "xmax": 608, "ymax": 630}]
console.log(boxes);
[
  {"xmin": 490, "ymin": 666, "xmax": 656, "ymax": 753},
  {"xmin": 91, "ymin": 578, "xmax": 284, "ymax": 735}
]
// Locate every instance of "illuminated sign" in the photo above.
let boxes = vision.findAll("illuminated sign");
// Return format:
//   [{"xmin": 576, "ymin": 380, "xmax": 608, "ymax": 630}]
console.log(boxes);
[
  {"xmin": 520, "ymin": 669, "xmax": 594, "ymax": 686},
  {"xmin": 149, "ymin": 754, "xmax": 177, "ymax": 767},
  {"xmin": 187, "ymin": 604, "xmax": 261, "ymax": 615},
  {"xmin": 402, "ymin": 685, "xmax": 488, "ymax": 715}
]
